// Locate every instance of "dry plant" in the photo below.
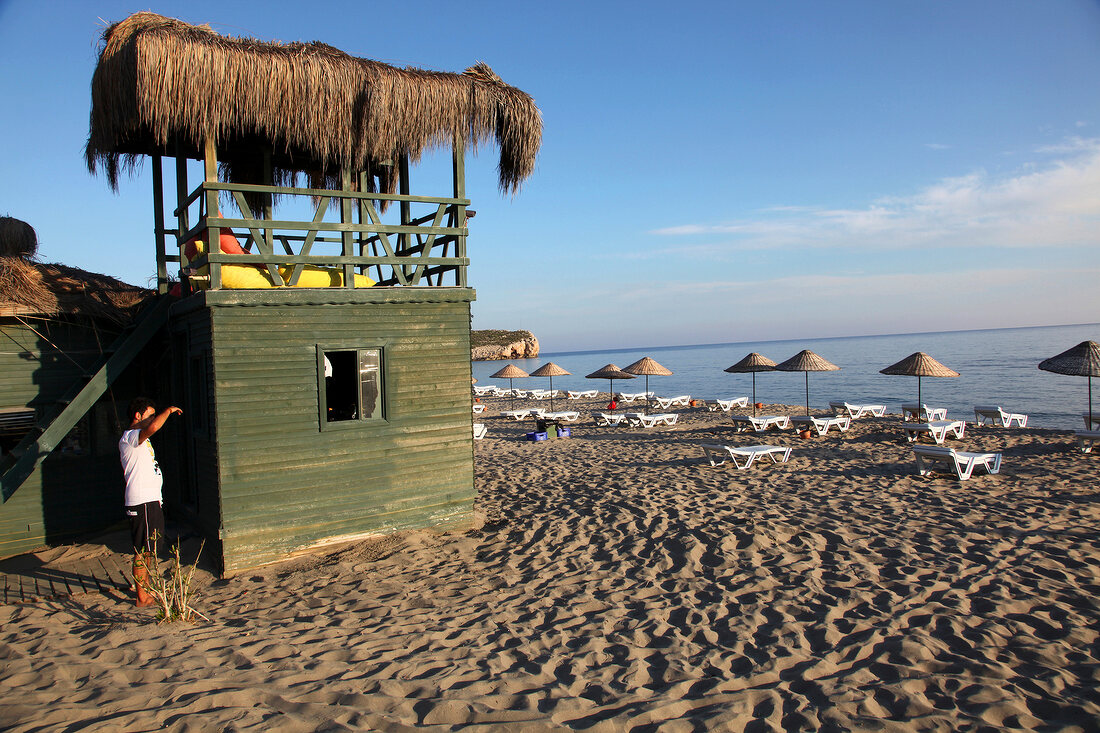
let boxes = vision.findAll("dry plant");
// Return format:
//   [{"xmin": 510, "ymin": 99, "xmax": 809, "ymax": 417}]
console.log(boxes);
[{"xmin": 135, "ymin": 533, "xmax": 209, "ymax": 623}]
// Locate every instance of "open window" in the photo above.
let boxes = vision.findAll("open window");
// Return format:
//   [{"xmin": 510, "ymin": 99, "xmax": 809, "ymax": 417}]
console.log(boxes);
[{"xmin": 319, "ymin": 347, "xmax": 385, "ymax": 427}]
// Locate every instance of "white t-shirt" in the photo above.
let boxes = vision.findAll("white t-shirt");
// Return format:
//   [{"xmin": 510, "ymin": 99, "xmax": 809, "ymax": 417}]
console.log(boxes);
[{"xmin": 118, "ymin": 428, "xmax": 162, "ymax": 506}]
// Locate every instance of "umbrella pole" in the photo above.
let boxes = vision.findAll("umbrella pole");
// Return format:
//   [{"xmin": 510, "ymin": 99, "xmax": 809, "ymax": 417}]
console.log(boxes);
[
  {"xmin": 549, "ymin": 376, "xmax": 554, "ymax": 412},
  {"xmin": 1090, "ymin": 375, "xmax": 1093, "ymax": 427},
  {"xmin": 917, "ymin": 376, "xmax": 922, "ymax": 412},
  {"xmin": 645, "ymin": 375, "xmax": 650, "ymax": 415},
  {"xmin": 509, "ymin": 378, "xmax": 515, "ymax": 411},
  {"xmin": 752, "ymin": 372, "xmax": 757, "ymax": 416},
  {"xmin": 804, "ymin": 371, "xmax": 809, "ymax": 416}
]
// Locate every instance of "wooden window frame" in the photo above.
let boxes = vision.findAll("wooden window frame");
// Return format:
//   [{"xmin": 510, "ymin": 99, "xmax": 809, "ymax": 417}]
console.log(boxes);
[{"xmin": 317, "ymin": 345, "xmax": 388, "ymax": 431}]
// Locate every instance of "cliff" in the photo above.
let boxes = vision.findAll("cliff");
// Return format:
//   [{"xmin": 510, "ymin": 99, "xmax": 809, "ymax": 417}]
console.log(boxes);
[{"xmin": 471, "ymin": 330, "xmax": 539, "ymax": 361}]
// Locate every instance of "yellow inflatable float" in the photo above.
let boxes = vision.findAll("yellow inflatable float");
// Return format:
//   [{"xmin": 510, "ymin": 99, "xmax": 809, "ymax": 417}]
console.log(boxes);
[{"xmin": 182, "ymin": 233, "xmax": 375, "ymax": 290}]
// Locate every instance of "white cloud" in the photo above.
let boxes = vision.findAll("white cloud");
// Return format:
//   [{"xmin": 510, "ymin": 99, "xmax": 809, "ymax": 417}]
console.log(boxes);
[
  {"xmin": 924, "ymin": 143, "xmax": 951, "ymax": 150},
  {"xmin": 649, "ymin": 137, "xmax": 1100, "ymax": 252}
]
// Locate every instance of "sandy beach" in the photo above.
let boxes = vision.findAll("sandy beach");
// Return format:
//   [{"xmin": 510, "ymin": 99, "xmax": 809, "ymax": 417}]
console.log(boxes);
[{"xmin": 2, "ymin": 394, "xmax": 1099, "ymax": 731}]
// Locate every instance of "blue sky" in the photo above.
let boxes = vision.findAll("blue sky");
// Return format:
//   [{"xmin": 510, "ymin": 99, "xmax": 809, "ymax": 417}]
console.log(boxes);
[{"xmin": 2, "ymin": 1, "xmax": 1098, "ymax": 352}]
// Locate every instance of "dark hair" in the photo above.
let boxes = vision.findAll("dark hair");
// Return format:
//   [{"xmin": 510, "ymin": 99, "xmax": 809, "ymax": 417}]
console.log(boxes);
[{"xmin": 128, "ymin": 397, "xmax": 156, "ymax": 419}]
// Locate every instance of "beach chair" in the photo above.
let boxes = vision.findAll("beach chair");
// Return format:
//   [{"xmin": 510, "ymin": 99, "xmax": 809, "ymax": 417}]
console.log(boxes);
[
  {"xmin": 473, "ymin": 385, "xmax": 499, "ymax": 397},
  {"xmin": 701, "ymin": 444, "xmax": 792, "ymax": 469},
  {"xmin": 473, "ymin": 423, "xmax": 488, "ymax": 440},
  {"xmin": 594, "ymin": 412, "xmax": 626, "ymax": 426},
  {"xmin": 1075, "ymin": 430, "xmax": 1100, "ymax": 453},
  {"xmin": 912, "ymin": 445, "xmax": 1001, "ymax": 480},
  {"xmin": 501, "ymin": 408, "xmax": 545, "ymax": 421},
  {"xmin": 623, "ymin": 412, "xmax": 678, "ymax": 427},
  {"xmin": 528, "ymin": 389, "xmax": 556, "ymax": 400},
  {"xmin": 472, "ymin": 404, "xmax": 486, "ymax": 414},
  {"xmin": 704, "ymin": 397, "xmax": 749, "ymax": 412},
  {"xmin": 902, "ymin": 403, "xmax": 947, "ymax": 422},
  {"xmin": 543, "ymin": 411, "xmax": 581, "ymax": 422},
  {"xmin": 653, "ymin": 395, "xmax": 691, "ymax": 409},
  {"xmin": 730, "ymin": 415, "xmax": 790, "ymax": 433},
  {"xmin": 900, "ymin": 420, "xmax": 967, "ymax": 444},
  {"xmin": 829, "ymin": 401, "xmax": 886, "ymax": 419},
  {"xmin": 790, "ymin": 415, "xmax": 851, "ymax": 435},
  {"xmin": 614, "ymin": 391, "xmax": 653, "ymax": 403},
  {"xmin": 567, "ymin": 389, "xmax": 599, "ymax": 400},
  {"xmin": 973, "ymin": 406, "xmax": 1028, "ymax": 428}
]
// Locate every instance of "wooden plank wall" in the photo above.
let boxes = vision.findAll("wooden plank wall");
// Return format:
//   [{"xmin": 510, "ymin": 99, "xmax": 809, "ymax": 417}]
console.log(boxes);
[
  {"xmin": 0, "ymin": 318, "xmax": 132, "ymax": 557},
  {"xmin": 206, "ymin": 290, "xmax": 476, "ymax": 574}
]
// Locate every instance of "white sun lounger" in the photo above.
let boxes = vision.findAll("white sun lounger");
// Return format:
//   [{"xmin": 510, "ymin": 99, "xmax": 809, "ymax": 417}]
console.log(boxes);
[
  {"xmin": 912, "ymin": 445, "xmax": 1001, "ymax": 480},
  {"xmin": 705, "ymin": 397, "xmax": 749, "ymax": 412},
  {"xmin": 614, "ymin": 391, "xmax": 654, "ymax": 403},
  {"xmin": 594, "ymin": 412, "xmax": 627, "ymax": 426},
  {"xmin": 1083, "ymin": 414, "xmax": 1100, "ymax": 430},
  {"xmin": 543, "ymin": 411, "xmax": 581, "ymax": 422},
  {"xmin": 829, "ymin": 401, "xmax": 886, "ymax": 419},
  {"xmin": 472, "ymin": 404, "xmax": 486, "ymax": 414},
  {"xmin": 653, "ymin": 395, "xmax": 691, "ymax": 409},
  {"xmin": 701, "ymin": 444, "xmax": 792, "ymax": 469},
  {"xmin": 567, "ymin": 390, "xmax": 599, "ymax": 400},
  {"xmin": 790, "ymin": 415, "xmax": 851, "ymax": 435},
  {"xmin": 528, "ymin": 389, "xmax": 559, "ymax": 400},
  {"xmin": 730, "ymin": 415, "xmax": 790, "ymax": 433},
  {"xmin": 623, "ymin": 412, "xmax": 679, "ymax": 427},
  {"xmin": 901, "ymin": 419, "xmax": 967, "ymax": 444},
  {"xmin": 473, "ymin": 423, "xmax": 488, "ymax": 440},
  {"xmin": 902, "ymin": 403, "xmax": 948, "ymax": 422},
  {"xmin": 1075, "ymin": 430, "xmax": 1100, "ymax": 453},
  {"xmin": 501, "ymin": 408, "xmax": 545, "ymax": 421},
  {"xmin": 473, "ymin": 385, "xmax": 500, "ymax": 397},
  {"xmin": 973, "ymin": 405, "xmax": 1028, "ymax": 428}
]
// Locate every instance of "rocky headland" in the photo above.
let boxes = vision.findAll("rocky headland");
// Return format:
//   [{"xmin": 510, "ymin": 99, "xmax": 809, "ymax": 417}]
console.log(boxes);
[{"xmin": 471, "ymin": 329, "xmax": 539, "ymax": 361}]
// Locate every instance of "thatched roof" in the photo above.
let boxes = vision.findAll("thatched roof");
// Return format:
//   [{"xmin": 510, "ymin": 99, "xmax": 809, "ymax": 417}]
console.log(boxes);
[
  {"xmin": 775, "ymin": 350, "xmax": 840, "ymax": 373},
  {"xmin": 86, "ymin": 12, "xmax": 542, "ymax": 200},
  {"xmin": 880, "ymin": 352, "xmax": 959, "ymax": 378},
  {"xmin": 1038, "ymin": 341, "xmax": 1100, "ymax": 378},
  {"xmin": 0, "ymin": 257, "xmax": 150, "ymax": 323}
]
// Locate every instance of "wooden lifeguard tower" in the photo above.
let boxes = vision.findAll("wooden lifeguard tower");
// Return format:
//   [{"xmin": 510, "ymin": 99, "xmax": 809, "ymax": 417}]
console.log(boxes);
[{"xmin": 3, "ymin": 13, "xmax": 540, "ymax": 575}]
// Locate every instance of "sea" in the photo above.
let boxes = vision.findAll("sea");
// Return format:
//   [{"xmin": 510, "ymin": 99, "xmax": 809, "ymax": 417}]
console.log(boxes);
[{"xmin": 471, "ymin": 323, "xmax": 1100, "ymax": 431}]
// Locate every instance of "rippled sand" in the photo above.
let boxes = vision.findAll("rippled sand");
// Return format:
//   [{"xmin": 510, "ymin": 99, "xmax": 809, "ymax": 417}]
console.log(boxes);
[{"xmin": 2, "ymin": 397, "xmax": 1099, "ymax": 730}]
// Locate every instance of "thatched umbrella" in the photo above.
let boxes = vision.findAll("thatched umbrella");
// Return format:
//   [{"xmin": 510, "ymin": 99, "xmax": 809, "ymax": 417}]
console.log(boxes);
[
  {"xmin": 86, "ymin": 12, "xmax": 542, "ymax": 207},
  {"xmin": 775, "ymin": 350, "xmax": 840, "ymax": 417},
  {"xmin": 724, "ymin": 352, "xmax": 777, "ymax": 416},
  {"xmin": 490, "ymin": 364, "xmax": 530, "ymax": 411},
  {"xmin": 880, "ymin": 352, "xmax": 959, "ymax": 408},
  {"xmin": 0, "ymin": 217, "xmax": 38, "ymax": 259},
  {"xmin": 622, "ymin": 357, "xmax": 673, "ymax": 414},
  {"xmin": 530, "ymin": 362, "xmax": 570, "ymax": 411},
  {"xmin": 585, "ymin": 364, "xmax": 636, "ymax": 414},
  {"xmin": 1039, "ymin": 340, "xmax": 1100, "ymax": 428}
]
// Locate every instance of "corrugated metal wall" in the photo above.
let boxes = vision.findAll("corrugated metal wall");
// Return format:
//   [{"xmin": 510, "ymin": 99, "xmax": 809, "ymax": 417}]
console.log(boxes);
[{"xmin": 199, "ymin": 288, "xmax": 477, "ymax": 575}]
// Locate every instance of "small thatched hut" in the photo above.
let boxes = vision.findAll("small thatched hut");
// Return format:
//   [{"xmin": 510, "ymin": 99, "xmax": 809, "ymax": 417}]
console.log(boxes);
[
  {"xmin": 0, "ymin": 219, "xmax": 165, "ymax": 556},
  {"xmin": 48, "ymin": 12, "xmax": 542, "ymax": 574}
]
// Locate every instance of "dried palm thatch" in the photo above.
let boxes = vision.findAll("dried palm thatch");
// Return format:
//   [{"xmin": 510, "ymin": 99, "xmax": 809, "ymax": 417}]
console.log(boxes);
[
  {"xmin": 86, "ymin": 12, "xmax": 542, "ymax": 204},
  {"xmin": 0, "ymin": 257, "xmax": 150, "ymax": 323},
  {"xmin": 0, "ymin": 217, "xmax": 38, "ymax": 259}
]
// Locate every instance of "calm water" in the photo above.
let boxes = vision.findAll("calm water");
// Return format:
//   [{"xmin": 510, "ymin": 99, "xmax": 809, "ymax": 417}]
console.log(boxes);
[{"xmin": 472, "ymin": 324, "xmax": 1100, "ymax": 431}]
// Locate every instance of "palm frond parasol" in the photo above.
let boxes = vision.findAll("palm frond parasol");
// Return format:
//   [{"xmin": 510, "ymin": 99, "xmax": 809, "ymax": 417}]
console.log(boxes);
[
  {"xmin": 585, "ymin": 364, "xmax": 635, "ymax": 413},
  {"xmin": 490, "ymin": 363, "xmax": 529, "ymax": 411},
  {"xmin": 530, "ymin": 362, "xmax": 570, "ymax": 411},
  {"xmin": 724, "ymin": 352, "xmax": 777, "ymax": 416},
  {"xmin": 880, "ymin": 352, "xmax": 959, "ymax": 407},
  {"xmin": 622, "ymin": 357, "xmax": 673, "ymax": 414},
  {"xmin": 775, "ymin": 350, "xmax": 840, "ymax": 416},
  {"xmin": 1039, "ymin": 340, "xmax": 1100, "ymax": 427}
]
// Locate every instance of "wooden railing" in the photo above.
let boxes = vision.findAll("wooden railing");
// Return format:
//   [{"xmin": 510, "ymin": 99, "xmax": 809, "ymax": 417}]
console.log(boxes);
[{"xmin": 174, "ymin": 182, "xmax": 469, "ymax": 291}]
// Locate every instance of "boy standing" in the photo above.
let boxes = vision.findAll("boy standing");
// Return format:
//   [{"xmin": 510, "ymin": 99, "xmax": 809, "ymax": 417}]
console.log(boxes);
[{"xmin": 118, "ymin": 397, "xmax": 181, "ymax": 607}]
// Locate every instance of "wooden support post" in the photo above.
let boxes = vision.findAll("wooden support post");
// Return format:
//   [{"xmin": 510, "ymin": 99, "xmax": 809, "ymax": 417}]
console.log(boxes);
[
  {"xmin": 399, "ymin": 154, "xmax": 412, "ymax": 282},
  {"xmin": 452, "ymin": 138, "xmax": 467, "ymax": 288},
  {"xmin": 203, "ymin": 136, "xmax": 221, "ymax": 290},
  {"xmin": 174, "ymin": 142, "xmax": 190, "ymax": 295},
  {"xmin": 152, "ymin": 155, "xmax": 168, "ymax": 294},
  {"xmin": 341, "ymin": 168, "xmax": 355, "ymax": 288},
  {"xmin": 262, "ymin": 148, "xmax": 273, "ymax": 252}
]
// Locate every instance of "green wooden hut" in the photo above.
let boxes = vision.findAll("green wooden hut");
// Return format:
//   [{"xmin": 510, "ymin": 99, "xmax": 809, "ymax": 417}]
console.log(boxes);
[
  {"xmin": 2, "ymin": 13, "xmax": 541, "ymax": 575},
  {"xmin": 0, "ymin": 221, "xmax": 166, "ymax": 557}
]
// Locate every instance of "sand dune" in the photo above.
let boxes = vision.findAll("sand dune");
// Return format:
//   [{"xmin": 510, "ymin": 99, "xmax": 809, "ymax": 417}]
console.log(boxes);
[{"xmin": 2, "ymin": 396, "xmax": 1099, "ymax": 730}]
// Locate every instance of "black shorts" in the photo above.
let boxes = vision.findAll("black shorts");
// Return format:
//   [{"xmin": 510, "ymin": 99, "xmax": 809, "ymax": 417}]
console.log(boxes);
[{"xmin": 126, "ymin": 501, "xmax": 164, "ymax": 555}]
